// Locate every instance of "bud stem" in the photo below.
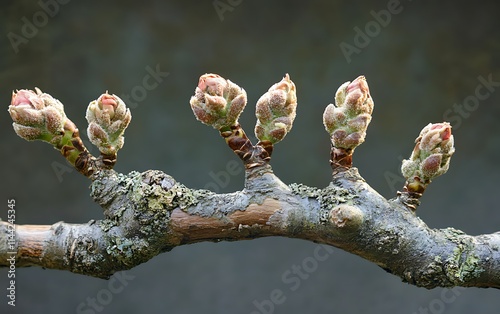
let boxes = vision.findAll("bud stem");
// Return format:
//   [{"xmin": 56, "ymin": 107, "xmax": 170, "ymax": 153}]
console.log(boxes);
[
  {"xmin": 330, "ymin": 147, "xmax": 353, "ymax": 171},
  {"xmin": 219, "ymin": 124, "xmax": 270, "ymax": 169},
  {"xmin": 54, "ymin": 120, "xmax": 102, "ymax": 177}
]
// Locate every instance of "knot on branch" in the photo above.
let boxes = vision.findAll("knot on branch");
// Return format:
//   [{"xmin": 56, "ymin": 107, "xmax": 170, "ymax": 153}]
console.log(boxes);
[{"xmin": 329, "ymin": 204, "xmax": 364, "ymax": 232}]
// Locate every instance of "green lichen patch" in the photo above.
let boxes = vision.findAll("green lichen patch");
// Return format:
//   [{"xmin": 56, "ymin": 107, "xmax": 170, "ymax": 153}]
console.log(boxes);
[
  {"xmin": 444, "ymin": 243, "xmax": 483, "ymax": 284},
  {"xmin": 92, "ymin": 170, "xmax": 197, "ymax": 269},
  {"xmin": 70, "ymin": 250, "xmax": 107, "ymax": 277},
  {"xmin": 175, "ymin": 184, "xmax": 205, "ymax": 210},
  {"xmin": 439, "ymin": 227, "xmax": 484, "ymax": 283},
  {"xmin": 90, "ymin": 170, "xmax": 128, "ymax": 207},
  {"xmin": 67, "ymin": 233, "xmax": 109, "ymax": 277},
  {"xmin": 319, "ymin": 183, "xmax": 357, "ymax": 224},
  {"xmin": 105, "ymin": 235, "xmax": 151, "ymax": 267},
  {"xmin": 129, "ymin": 171, "xmax": 174, "ymax": 210},
  {"xmin": 99, "ymin": 219, "xmax": 118, "ymax": 232},
  {"xmin": 127, "ymin": 170, "xmax": 201, "ymax": 212},
  {"xmin": 289, "ymin": 182, "xmax": 357, "ymax": 225},
  {"xmin": 410, "ymin": 255, "xmax": 454, "ymax": 289},
  {"xmin": 319, "ymin": 183, "xmax": 356, "ymax": 206},
  {"xmin": 413, "ymin": 228, "xmax": 484, "ymax": 287},
  {"xmin": 442, "ymin": 227, "xmax": 466, "ymax": 237},
  {"xmin": 289, "ymin": 183, "xmax": 321, "ymax": 198},
  {"xmin": 99, "ymin": 206, "xmax": 127, "ymax": 231},
  {"xmin": 118, "ymin": 170, "xmax": 203, "ymax": 236},
  {"xmin": 410, "ymin": 228, "xmax": 485, "ymax": 288}
]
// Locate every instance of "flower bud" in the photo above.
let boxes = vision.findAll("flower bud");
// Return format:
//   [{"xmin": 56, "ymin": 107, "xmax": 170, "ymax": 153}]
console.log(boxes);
[
  {"xmin": 401, "ymin": 122, "xmax": 455, "ymax": 186},
  {"xmin": 9, "ymin": 88, "xmax": 67, "ymax": 143},
  {"xmin": 254, "ymin": 74, "xmax": 297, "ymax": 144},
  {"xmin": 190, "ymin": 74, "xmax": 247, "ymax": 130},
  {"xmin": 86, "ymin": 93, "xmax": 131, "ymax": 155},
  {"xmin": 418, "ymin": 123, "xmax": 453, "ymax": 153},
  {"xmin": 323, "ymin": 76, "xmax": 373, "ymax": 150}
]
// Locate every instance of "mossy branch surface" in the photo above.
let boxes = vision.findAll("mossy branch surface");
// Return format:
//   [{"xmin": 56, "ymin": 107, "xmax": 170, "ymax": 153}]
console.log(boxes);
[{"xmin": 1, "ymin": 167, "xmax": 498, "ymax": 288}]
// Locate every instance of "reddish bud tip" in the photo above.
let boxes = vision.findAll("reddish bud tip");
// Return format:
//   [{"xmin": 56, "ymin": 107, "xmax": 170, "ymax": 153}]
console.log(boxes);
[
  {"xmin": 254, "ymin": 74, "xmax": 297, "ymax": 144},
  {"xmin": 190, "ymin": 74, "xmax": 247, "ymax": 130},
  {"xmin": 198, "ymin": 73, "xmax": 226, "ymax": 96},
  {"xmin": 86, "ymin": 93, "xmax": 131, "ymax": 155},
  {"xmin": 8, "ymin": 88, "xmax": 67, "ymax": 142}
]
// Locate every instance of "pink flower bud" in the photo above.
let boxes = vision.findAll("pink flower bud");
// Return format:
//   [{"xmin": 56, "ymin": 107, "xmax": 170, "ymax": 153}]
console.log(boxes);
[
  {"xmin": 344, "ymin": 76, "xmax": 373, "ymax": 116},
  {"xmin": 87, "ymin": 93, "xmax": 130, "ymax": 128},
  {"xmin": 323, "ymin": 76, "xmax": 373, "ymax": 150},
  {"xmin": 190, "ymin": 74, "xmax": 247, "ymax": 130},
  {"xmin": 431, "ymin": 123, "xmax": 452, "ymax": 140},
  {"xmin": 419, "ymin": 123, "xmax": 453, "ymax": 153},
  {"xmin": 86, "ymin": 92, "xmax": 131, "ymax": 155},
  {"xmin": 98, "ymin": 94, "xmax": 118, "ymax": 119},
  {"xmin": 11, "ymin": 89, "xmax": 41, "ymax": 109},
  {"xmin": 8, "ymin": 88, "xmax": 67, "ymax": 142},
  {"xmin": 198, "ymin": 73, "xmax": 226, "ymax": 96},
  {"xmin": 255, "ymin": 74, "xmax": 297, "ymax": 144},
  {"xmin": 401, "ymin": 122, "xmax": 455, "ymax": 185}
]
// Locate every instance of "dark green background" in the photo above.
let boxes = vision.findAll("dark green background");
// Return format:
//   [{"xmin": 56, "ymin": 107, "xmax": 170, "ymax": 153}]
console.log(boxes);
[{"xmin": 1, "ymin": 0, "xmax": 500, "ymax": 313}]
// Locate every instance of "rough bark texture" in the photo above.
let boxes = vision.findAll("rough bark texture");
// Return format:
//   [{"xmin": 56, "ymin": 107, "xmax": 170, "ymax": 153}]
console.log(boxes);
[{"xmin": 1, "ymin": 164, "xmax": 499, "ymax": 288}]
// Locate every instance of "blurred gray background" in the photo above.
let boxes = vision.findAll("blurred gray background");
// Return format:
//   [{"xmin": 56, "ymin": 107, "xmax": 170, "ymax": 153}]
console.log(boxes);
[{"xmin": 1, "ymin": 0, "xmax": 500, "ymax": 313}]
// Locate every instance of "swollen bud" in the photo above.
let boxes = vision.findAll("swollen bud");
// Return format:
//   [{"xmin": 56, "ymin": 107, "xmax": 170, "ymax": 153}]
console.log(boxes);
[
  {"xmin": 86, "ymin": 93, "xmax": 131, "ymax": 156},
  {"xmin": 190, "ymin": 74, "xmax": 247, "ymax": 130},
  {"xmin": 9, "ymin": 88, "xmax": 67, "ymax": 144},
  {"xmin": 254, "ymin": 74, "xmax": 297, "ymax": 144},
  {"xmin": 401, "ymin": 122, "xmax": 455, "ymax": 192},
  {"xmin": 323, "ymin": 76, "xmax": 373, "ymax": 150}
]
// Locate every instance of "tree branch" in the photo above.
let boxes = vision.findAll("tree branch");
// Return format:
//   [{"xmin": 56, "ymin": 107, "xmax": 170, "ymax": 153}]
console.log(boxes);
[
  {"xmin": 3, "ymin": 74, "xmax": 499, "ymax": 289},
  {"xmin": 1, "ymin": 166, "xmax": 499, "ymax": 288}
]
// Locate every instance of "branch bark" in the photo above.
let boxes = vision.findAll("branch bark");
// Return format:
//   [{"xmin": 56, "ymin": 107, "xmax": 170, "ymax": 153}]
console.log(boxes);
[{"xmin": 1, "ymin": 165, "xmax": 499, "ymax": 288}]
